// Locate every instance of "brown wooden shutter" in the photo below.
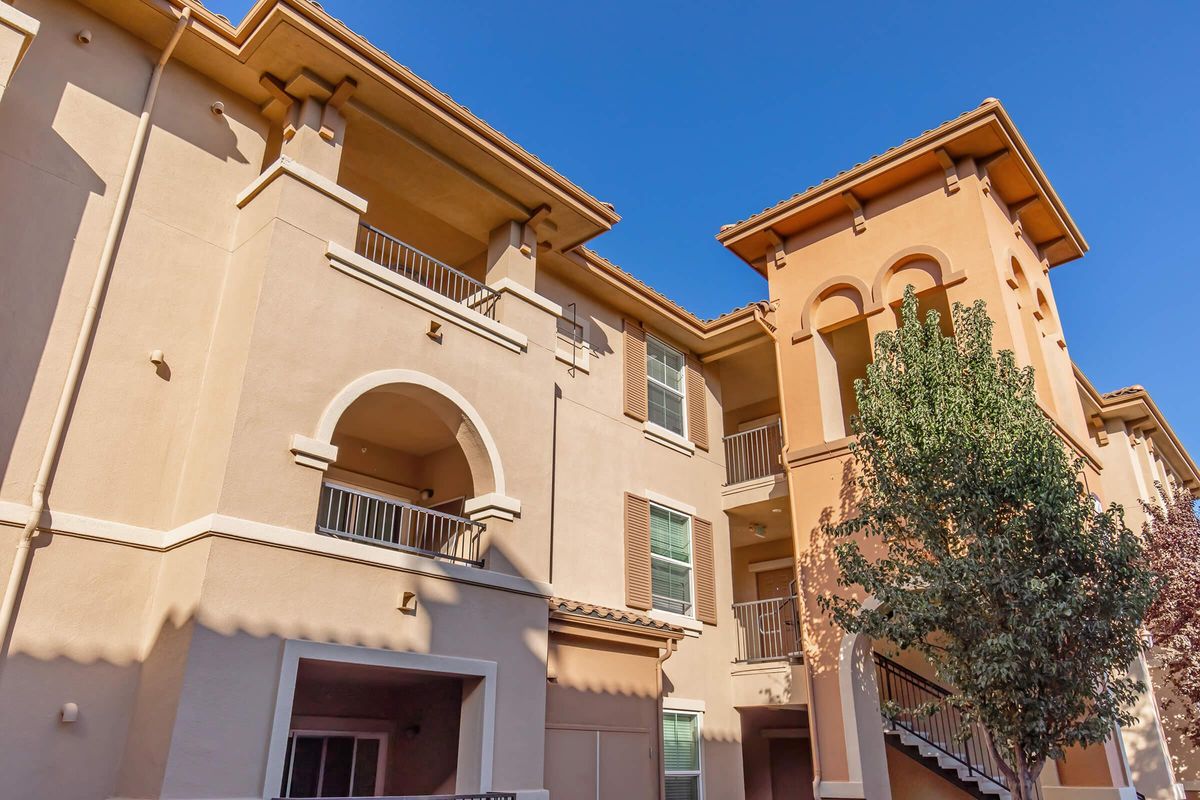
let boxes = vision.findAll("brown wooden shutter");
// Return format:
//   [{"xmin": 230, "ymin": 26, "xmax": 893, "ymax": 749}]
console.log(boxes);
[
  {"xmin": 624, "ymin": 492, "xmax": 652, "ymax": 610},
  {"xmin": 622, "ymin": 318, "xmax": 648, "ymax": 421},
  {"xmin": 692, "ymin": 516, "xmax": 717, "ymax": 624},
  {"xmin": 685, "ymin": 355, "xmax": 709, "ymax": 451}
]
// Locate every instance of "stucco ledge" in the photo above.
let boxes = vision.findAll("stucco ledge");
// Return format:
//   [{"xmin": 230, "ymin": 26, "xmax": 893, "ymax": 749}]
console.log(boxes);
[
  {"xmin": 290, "ymin": 433, "xmax": 338, "ymax": 470},
  {"xmin": 465, "ymin": 493, "xmax": 522, "ymax": 522}
]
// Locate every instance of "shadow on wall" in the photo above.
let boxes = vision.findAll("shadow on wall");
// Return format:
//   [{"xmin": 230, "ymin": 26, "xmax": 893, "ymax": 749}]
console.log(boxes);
[
  {"xmin": 0, "ymin": 3, "xmax": 250, "ymax": 492},
  {"xmin": 0, "ymin": 530, "xmax": 556, "ymax": 800}
]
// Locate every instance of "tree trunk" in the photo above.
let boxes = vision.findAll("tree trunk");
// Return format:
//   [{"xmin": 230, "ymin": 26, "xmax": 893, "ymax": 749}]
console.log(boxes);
[{"xmin": 983, "ymin": 728, "xmax": 1019, "ymax": 796}]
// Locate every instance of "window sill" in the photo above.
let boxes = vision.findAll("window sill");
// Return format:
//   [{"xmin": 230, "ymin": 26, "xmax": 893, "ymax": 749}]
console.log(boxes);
[
  {"xmin": 650, "ymin": 608, "xmax": 703, "ymax": 636},
  {"xmin": 554, "ymin": 350, "xmax": 590, "ymax": 373},
  {"xmin": 643, "ymin": 421, "xmax": 695, "ymax": 457}
]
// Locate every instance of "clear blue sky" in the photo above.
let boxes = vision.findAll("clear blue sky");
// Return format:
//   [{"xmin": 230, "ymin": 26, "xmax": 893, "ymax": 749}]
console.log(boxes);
[{"xmin": 208, "ymin": 1, "xmax": 1199, "ymax": 450}]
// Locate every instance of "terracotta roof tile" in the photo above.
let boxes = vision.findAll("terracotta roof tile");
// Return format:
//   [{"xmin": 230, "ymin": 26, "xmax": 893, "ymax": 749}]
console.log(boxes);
[
  {"xmin": 550, "ymin": 597, "xmax": 683, "ymax": 633},
  {"xmin": 577, "ymin": 247, "xmax": 762, "ymax": 326},
  {"xmin": 1102, "ymin": 385, "xmax": 1145, "ymax": 399},
  {"xmin": 721, "ymin": 101, "xmax": 992, "ymax": 231}
]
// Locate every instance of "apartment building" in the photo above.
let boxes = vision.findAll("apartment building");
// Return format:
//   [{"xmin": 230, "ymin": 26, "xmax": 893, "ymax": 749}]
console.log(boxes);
[{"xmin": 0, "ymin": 2, "xmax": 1194, "ymax": 800}]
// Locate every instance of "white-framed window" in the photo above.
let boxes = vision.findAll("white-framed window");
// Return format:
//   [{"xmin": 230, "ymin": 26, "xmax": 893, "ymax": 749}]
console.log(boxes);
[
  {"xmin": 647, "ymin": 335, "xmax": 687, "ymax": 436},
  {"xmin": 650, "ymin": 502, "xmax": 693, "ymax": 616},
  {"xmin": 662, "ymin": 710, "xmax": 703, "ymax": 800},
  {"xmin": 280, "ymin": 730, "xmax": 387, "ymax": 798}
]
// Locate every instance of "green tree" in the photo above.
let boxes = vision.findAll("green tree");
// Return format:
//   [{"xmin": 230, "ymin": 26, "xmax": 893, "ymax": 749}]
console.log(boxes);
[{"xmin": 820, "ymin": 287, "xmax": 1157, "ymax": 800}]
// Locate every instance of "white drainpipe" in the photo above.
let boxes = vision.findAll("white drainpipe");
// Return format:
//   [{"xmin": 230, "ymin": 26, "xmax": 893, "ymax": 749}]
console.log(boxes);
[{"xmin": 0, "ymin": 6, "xmax": 192, "ymax": 670}]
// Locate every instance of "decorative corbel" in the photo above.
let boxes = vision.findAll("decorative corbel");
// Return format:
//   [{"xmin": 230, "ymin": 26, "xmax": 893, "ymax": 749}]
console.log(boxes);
[
  {"xmin": 1089, "ymin": 415, "xmax": 1109, "ymax": 446},
  {"xmin": 934, "ymin": 148, "xmax": 960, "ymax": 194},
  {"xmin": 977, "ymin": 149, "xmax": 1010, "ymax": 195},
  {"xmin": 523, "ymin": 204, "xmax": 552, "ymax": 255},
  {"xmin": 765, "ymin": 229, "xmax": 787, "ymax": 270},
  {"xmin": 320, "ymin": 77, "xmax": 357, "ymax": 141},
  {"xmin": 258, "ymin": 73, "xmax": 294, "ymax": 125},
  {"xmin": 1037, "ymin": 236, "xmax": 1066, "ymax": 264},
  {"xmin": 842, "ymin": 191, "xmax": 866, "ymax": 234}
]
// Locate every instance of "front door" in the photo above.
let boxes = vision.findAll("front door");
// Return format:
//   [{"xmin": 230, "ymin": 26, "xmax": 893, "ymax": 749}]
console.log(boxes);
[{"xmin": 755, "ymin": 567, "xmax": 792, "ymax": 601}]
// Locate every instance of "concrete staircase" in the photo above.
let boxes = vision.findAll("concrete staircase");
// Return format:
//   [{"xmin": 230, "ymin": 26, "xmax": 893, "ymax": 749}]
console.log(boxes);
[
  {"xmin": 874, "ymin": 653, "xmax": 1028, "ymax": 800},
  {"xmin": 883, "ymin": 726, "xmax": 1013, "ymax": 800}
]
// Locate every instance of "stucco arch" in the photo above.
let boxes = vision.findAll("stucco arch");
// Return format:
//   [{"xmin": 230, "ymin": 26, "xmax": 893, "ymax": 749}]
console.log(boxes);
[
  {"xmin": 793, "ymin": 275, "xmax": 875, "ymax": 343},
  {"xmin": 837, "ymin": 599, "xmax": 893, "ymax": 800},
  {"xmin": 313, "ymin": 369, "xmax": 508, "ymax": 499},
  {"xmin": 873, "ymin": 244, "xmax": 959, "ymax": 306}
]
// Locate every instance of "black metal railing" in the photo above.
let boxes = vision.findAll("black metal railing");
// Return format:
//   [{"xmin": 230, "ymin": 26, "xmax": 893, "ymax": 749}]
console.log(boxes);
[
  {"xmin": 732, "ymin": 596, "xmax": 802, "ymax": 663},
  {"xmin": 276, "ymin": 794, "xmax": 517, "ymax": 799},
  {"xmin": 317, "ymin": 483, "xmax": 485, "ymax": 568},
  {"xmin": 356, "ymin": 223, "xmax": 500, "ymax": 319},
  {"xmin": 874, "ymin": 653, "xmax": 1040, "ymax": 799}
]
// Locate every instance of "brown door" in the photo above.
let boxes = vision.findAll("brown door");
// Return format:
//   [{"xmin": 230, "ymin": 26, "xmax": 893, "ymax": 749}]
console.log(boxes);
[{"xmin": 755, "ymin": 567, "xmax": 793, "ymax": 600}]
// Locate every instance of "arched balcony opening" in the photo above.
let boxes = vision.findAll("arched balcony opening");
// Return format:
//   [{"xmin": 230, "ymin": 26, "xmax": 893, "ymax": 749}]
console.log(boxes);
[
  {"xmin": 314, "ymin": 375, "xmax": 509, "ymax": 568},
  {"xmin": 1011, "ymin": 259, "xmax": 1055, "ymax": 412},
  {"xmin": 883, "ymin": 257, "xmax": 954, "ymax": 338},
  {"xmin": 812, "ymin": 286, "xmax": 872, "ymax": 441}
]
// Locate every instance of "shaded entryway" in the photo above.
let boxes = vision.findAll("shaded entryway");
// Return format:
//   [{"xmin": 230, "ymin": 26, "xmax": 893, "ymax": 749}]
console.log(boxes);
[
  {"xmin": 740, "ymin": 707, "xmax": 814, "ymax": 800},
  {"xmin": 278, "ymin": 658, "xmax": 473, "ymax": 798}
]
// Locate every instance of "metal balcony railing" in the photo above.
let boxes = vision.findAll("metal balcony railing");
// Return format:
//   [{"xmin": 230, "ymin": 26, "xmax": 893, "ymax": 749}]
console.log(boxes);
[
  {"xmin": 874, "ymin": 653, "xmax": 1040, "ymax": 799},
  {"xmin": 275, "ymin": 794, "xmax": 517, "ymax": 799},
  {"xmin": 317, "ymin": 483, "xmax": 485, "ymax": 568},
  {"xmin": 723, "ymin": 420, "xmax": 784, "ymax": 486},
  {"xmin": 732, "ymin": 596, "xmax": 802, "ymax": 663},
  {"xmin": 356, "ymin": 223, "xmax": 500, "ymax": 320}
]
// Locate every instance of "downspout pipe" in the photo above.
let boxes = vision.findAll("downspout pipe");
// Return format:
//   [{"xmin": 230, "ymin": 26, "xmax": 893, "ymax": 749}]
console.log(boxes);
[
  {"xmin": 0, "ymin": 7, "xmax": 192, "ymax": 668},
  {"xmin": 752, "ymin": 301, "xmax": 825, "ymax": 799},
  {"xmin": 656, "ymin": 637, "xmax": 678, "ymax": 800}
]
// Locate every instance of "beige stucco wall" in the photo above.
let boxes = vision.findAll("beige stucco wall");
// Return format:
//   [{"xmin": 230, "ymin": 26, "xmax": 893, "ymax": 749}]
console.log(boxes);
[{"xmin": 0, "ymin": 3, "xmax": 1190, "ymax": 800}]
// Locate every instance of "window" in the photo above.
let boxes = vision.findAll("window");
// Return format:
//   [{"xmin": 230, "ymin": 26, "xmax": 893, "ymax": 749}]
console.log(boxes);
[
  {"xmin": 280, "ymin": 731, "xmax": 386, "ymax": 798},
  {"xmin": 647, "ymin": 336, "xmax": 686, "ymax": 436},
  {"xmin": 650, "ymin": 503, "xmax": 693, "ymax": 616},
  {"xmin": 663, "ymin": 711, "xmax": 702, "ymax": 800}
]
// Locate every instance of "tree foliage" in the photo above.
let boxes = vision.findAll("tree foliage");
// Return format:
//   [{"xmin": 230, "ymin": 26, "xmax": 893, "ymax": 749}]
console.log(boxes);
[
  {"xmin": 820, "ymin": 287, "xmax": 1157, "ymax": 800},
  {"xmin": 1142, "ymin": 483, "xmax": 1200, "ymax": 750}
]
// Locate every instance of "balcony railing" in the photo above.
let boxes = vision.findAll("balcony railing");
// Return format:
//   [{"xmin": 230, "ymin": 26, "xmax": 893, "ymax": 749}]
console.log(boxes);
[
  {"xmin": 275, "ymin": 794, "xmax": 517, "ymax": 799},
  {"xmin": 317, "ymin": 483, "xmax": 485, "ymax": 568},
  {"xmin": 356, "ymin": 222, "xmax": 500, "ymax": 320},
  {"xmin": 723, "ymin": 420, "xmax": 784, "ymax": 486},
  {"xmin": 732, "ymin": 596, "xmax": 802, "ymax": 663}
]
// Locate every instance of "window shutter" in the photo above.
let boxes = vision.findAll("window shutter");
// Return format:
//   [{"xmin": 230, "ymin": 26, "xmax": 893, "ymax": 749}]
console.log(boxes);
[
  {"xmin": 685, "ymin": 355, "xmax": 708, "ymax": 450},
  {"xmin": 622, "ymin": 318, "xmax": 648, "ymax": 421},
  {"xmin": 692, "ymin": 516, "xmax": 717, "ymax": 624},
  {"xmin": 624, "ymin": 492, "xmax": 652, "ymax": 610}
]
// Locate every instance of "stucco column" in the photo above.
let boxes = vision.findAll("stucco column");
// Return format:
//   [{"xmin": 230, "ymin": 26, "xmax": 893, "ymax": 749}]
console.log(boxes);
[
  {"xmin": 277, "ymin": 70, "xmax": 354, "ymax": 182},
  {"xmin": 0, "ymin": 2, "xmax": 39, "ymax": 104}
]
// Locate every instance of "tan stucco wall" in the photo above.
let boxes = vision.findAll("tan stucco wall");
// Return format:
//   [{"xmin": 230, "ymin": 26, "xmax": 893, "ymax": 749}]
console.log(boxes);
[{"xmin": 0, "ymin": 3, "xmax": 1190, "ymax": 800}]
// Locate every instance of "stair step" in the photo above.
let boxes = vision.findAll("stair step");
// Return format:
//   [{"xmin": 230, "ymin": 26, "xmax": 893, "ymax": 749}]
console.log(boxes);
[{"xmin": 887, "ymin": 729, "xmax": 1011, "ymax": 799}]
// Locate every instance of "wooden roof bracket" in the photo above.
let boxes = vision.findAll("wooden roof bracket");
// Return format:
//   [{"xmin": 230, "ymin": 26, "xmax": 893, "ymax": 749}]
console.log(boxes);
[
  {"xmin": 934, "ymin": 148, "xmax": 960, "ymax": 194},
  {"xmin": 842, "ymin": 191, "xmax": 866, "ymax": 234}
]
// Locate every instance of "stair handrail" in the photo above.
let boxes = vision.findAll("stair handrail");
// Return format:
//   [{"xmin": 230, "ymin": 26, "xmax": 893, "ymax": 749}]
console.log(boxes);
[{"xmin": 873, "ymin": 653, "xmax": 1039, "ymax": 799}]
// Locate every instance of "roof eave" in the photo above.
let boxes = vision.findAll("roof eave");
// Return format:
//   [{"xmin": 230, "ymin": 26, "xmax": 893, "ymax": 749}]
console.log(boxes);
[{"xmin": 716, "ymin": 101, "xmax": 1088, "ymax": 269}]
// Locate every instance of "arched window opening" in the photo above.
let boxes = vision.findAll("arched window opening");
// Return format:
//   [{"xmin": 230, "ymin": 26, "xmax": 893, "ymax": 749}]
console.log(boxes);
[
  {"xmin": 812, "ymin": 284, "xmax": 872, "ymax": 441},
  {"xmin": 318, "ymin": 384, "xmax": 488, "ymax": 567},
  {"xmin": 1011, "ymin": 259, "xmax": 1055, "ymax": 412},
  {"xmin": 884, "ymin": 258, "xmax": 954, "ymax": 338}
]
